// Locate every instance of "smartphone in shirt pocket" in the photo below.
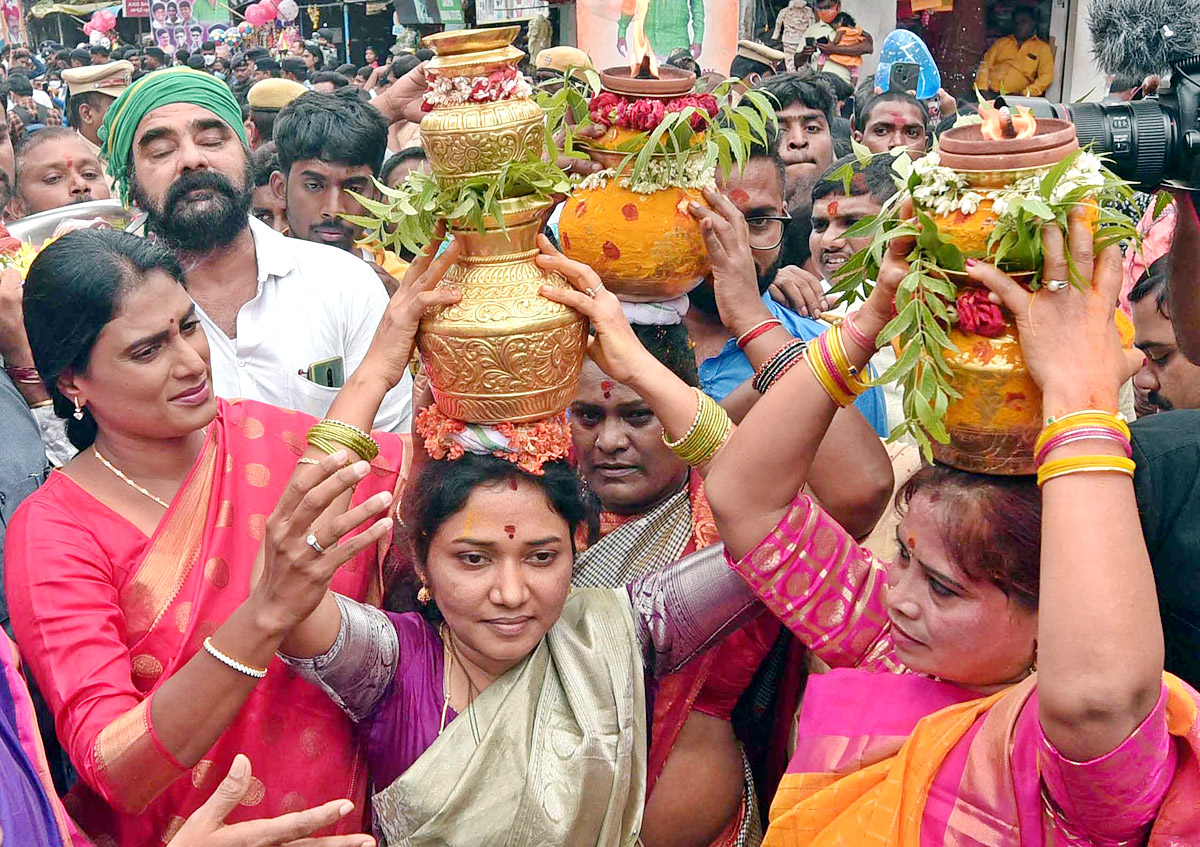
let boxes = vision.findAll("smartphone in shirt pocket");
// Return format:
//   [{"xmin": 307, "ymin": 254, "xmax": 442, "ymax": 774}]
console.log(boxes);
[{"xmin": 307, "ymin": 356, "xmax": 345, "ymax": 388}]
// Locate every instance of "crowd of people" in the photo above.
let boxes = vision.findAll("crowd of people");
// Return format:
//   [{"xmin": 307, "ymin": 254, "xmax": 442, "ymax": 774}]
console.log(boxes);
[{"xmin": 1, "ymin": 2, "xmax": 1200, "ymax": 846}]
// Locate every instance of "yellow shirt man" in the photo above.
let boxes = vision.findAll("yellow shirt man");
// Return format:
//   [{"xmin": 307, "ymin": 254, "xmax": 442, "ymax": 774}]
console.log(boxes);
[{"xmin": 975, "ymin": 9, "xmax": 1054, "ymax": 98}]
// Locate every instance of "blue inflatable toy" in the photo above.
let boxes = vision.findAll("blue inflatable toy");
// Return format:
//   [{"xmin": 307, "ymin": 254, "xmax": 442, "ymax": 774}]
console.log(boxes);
[{"xmin": 875, "ymin": 29, "xmax": 941, "ymax": 100}]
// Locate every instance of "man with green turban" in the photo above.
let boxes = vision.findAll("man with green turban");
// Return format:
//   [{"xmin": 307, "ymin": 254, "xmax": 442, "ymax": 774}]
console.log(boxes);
[{"xmin": 97, "ymin": 66, "xmax": 416, "ymax": 433}]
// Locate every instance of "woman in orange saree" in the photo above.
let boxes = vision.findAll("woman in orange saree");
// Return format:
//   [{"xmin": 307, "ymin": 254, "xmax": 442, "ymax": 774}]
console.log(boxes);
[
  {"xmin": 703, "ymin": 207, "xmax": 1200, "ymax": 846},
  {"xmin": 5, "ymin": 229, "xmax": 460, "ymax": 845}
]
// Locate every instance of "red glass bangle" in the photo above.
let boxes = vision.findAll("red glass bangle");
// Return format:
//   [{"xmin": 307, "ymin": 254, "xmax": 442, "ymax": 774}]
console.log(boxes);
[{"xmin": 736, "ymin": 319, "xmax": 782, "ymax": 350}]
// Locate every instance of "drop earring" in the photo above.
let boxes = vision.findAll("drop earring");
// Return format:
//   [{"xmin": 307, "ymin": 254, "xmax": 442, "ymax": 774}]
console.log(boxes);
[
  {"xmin": 73, "ymin": 396, "xmax": 85, "ymax": 421},
  {"xmin": 417, "ymin": 584, "xmax": 431, "ymax": 605}
]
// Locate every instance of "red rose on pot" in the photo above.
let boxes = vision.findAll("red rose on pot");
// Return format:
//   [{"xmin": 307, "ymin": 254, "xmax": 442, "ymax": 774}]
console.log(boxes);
[
  {"xmin": 956, "ymin": 288, "xmax": 1007, "ymax": 337},
  {"xmin": 588, "ymin": 92, "xmax": 621, "ymax": 127},
  {"xmin": 626, "ymin": 97, "xmax": 666, "ymax": 131},
  {"xmin": 666, "ymin": 93, "xmax": 719, "ymax": 130}
]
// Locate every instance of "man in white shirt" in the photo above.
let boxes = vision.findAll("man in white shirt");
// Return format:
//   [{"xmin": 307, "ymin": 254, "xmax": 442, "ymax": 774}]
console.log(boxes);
[{"xmin": 97, "ymin": 67, "xmax": 412, "ymax": 431}]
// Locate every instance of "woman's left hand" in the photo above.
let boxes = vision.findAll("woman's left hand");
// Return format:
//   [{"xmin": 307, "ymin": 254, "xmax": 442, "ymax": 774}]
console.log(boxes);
[
  {"xmin": 966, "ymin": 206, "xmax": 1144, "ymax": 416},
  {"xmin": 535, "ymin": 234, "xmax": 655, "ymax": 385},
  {"xmin": 359, "ymin": 229, "xmax": 461, "ymax": 391}
]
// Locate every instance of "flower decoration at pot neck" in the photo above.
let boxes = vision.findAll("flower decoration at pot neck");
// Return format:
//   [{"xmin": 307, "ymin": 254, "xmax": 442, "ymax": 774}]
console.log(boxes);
[
  {"xmin": 416, "ymin": 404, "xmax": 572, "ymax": 476},
  {"xmin": 955, "ymin": 288, "xmax": 1006, "ymax": 338}
]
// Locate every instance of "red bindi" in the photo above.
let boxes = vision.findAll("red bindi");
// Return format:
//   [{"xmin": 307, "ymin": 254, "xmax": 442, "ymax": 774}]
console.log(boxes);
[
  {"xmin": 508, "ymin": 478, "xmax": 518, "ymax": 491},
  {"xmin": 828, "ymin": 200, "xmax": 838, "ymax": 215},
  {"xmin": 600, "ymin": 379, "xmax": 614, "ymax": 399},
  {"xmin": 729, "ymin": 188, "xmax": 750, "ymax": 205},
  {"xmin": 504, "ymin": 524, "xmax": 515, "ymax": 539}
]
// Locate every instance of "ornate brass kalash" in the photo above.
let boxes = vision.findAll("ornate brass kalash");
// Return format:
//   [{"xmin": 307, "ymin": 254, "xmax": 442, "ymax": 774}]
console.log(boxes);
[{"xmin": 416, "ymin": 27, "xmax": 587, "ymax": 424}]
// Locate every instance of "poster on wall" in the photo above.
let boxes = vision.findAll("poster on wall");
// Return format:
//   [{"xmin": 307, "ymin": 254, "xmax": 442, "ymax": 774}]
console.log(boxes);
[
  {"xmin": 578, "ymin": 0, "xmax": 736, "ymax": 76},
  {"xmin": 393, "ymin": 0, "xmax": 464, "ymax": 24},
  {"xmin": 476, "ymin": 0, "xmax": 548, "ymax": 22},
  {"xmin": 125, "ymin": 0, "xmax": 150, "ymax": 18},
  {"xmin": 150, "ymin": 0, "xmax": 230, "ymax": 51}
]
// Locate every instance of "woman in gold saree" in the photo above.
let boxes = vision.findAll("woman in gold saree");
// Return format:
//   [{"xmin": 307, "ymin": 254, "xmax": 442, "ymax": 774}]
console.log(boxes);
[
  {"xmin": 702, "ymin": 208, "xmax": 1200, "ymax": 845},
  {"xmin": 5, "ymin": 228, "xmax": 462, "ymax": 845}
]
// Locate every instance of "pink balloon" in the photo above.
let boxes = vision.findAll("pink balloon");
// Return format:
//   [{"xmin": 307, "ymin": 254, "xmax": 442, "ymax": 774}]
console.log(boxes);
[
  {"xmin": 260, "ymin": 0, "xmax": 277, "ymax": 14},
  {"xmin": 244, "ymin": 4, "xmax": 268, "ymax": 26},
  {"xmin": 93, "ymin": 9, "xmax": 116, "ymax": 31}
]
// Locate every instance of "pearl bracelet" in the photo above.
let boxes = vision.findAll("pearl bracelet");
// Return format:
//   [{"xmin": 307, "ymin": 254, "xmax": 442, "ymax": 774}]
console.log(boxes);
[{"xmin": 203, "ymin": 637, "xmax": 269, "ymax": 679}]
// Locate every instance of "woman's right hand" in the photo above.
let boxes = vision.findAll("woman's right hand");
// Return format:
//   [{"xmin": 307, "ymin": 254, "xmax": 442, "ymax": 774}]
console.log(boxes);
[
  {"xmin": 534, "ymin": 234, "xmax": 656, "ymax": 385},
  {"xmin": 357, "ymin": 230, "xmax": 462, "ymax": 392},
  {"xmin": 966, "ymin": 206, "xmax": 1143, "ymax": 417},
  {"xmin": 251, "ymin": 451, "xmax": 393, "ymax": 637},
  {"xmin": 167, "ymin": 755, "xmax": 373, "ymax": 847}
]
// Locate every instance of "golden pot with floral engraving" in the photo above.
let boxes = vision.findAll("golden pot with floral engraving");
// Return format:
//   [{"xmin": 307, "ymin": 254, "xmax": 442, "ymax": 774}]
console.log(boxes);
[
  {"xmin": 420, "ymin": 26, "xmax": 543, "ymax": 187},
  {"xmin": 418, "ymin": 196, "xmax": 588, "ymax": 424},
  {"xmin": 933, "ymin": 311, "xmax": 1042, "ymax": 475}
]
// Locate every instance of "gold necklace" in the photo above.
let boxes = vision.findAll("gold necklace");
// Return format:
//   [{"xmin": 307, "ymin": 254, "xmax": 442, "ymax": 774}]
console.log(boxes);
[
  {"xmin": 439, "ymin": 624, "xmax": 479, "ymax": 735},
  {"xmin": 93, "ymin": 448, "xmax": 171, "ymax": 509}
]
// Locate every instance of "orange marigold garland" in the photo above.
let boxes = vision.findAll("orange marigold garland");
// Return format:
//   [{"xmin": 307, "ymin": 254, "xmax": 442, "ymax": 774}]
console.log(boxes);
[{"xmin": 415, "ymin": 404, "xmax": 572, "ymax": 476}]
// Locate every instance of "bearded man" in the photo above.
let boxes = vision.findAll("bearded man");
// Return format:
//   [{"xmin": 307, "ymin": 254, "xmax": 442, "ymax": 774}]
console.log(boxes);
[{"xmin": 98, "ymin": 68, "xmax": 412, "ymax": 430}]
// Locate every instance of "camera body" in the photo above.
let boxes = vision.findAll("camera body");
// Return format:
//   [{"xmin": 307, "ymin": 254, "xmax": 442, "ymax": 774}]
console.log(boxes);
[{"xmin": 998, "ymin": 55, "xmax": 1200, "ymax": 191}]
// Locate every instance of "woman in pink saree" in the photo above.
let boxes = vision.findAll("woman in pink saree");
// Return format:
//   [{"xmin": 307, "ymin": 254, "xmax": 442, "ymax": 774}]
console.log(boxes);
[
  {"xmin": 702, "ymin": 207, "xmax": 1200, "ymax": 846},
  {"xmin": 5, "ymin": 228, "xmax": 461, "ymax": 845}
]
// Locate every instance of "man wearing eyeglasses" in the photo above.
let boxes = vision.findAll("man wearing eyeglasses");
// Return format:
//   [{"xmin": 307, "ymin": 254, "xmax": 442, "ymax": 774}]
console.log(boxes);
[{"xmin": 683, "ymin": 132, "xmax": 888, "ymax": 436}]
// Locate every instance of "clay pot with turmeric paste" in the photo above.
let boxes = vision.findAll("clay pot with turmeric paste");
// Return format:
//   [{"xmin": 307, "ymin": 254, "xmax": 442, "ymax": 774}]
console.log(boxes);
[
  {"xmin": 558, "ymin": 66, "xmax": 713, "ymax": 302},
  {"xmin": 921, "ymin": 117, "xmax": 1086, "ymax": 474}
]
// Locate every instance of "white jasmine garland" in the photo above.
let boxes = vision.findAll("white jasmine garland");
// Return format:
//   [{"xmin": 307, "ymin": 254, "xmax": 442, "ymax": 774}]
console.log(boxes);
[
  {"xmin": 573, "ymin": 159, "xmax": 716, "ymax": 195},
  {"xmin": 902, "ymin": 150, "xmax": 1106, "ymax": 220}
]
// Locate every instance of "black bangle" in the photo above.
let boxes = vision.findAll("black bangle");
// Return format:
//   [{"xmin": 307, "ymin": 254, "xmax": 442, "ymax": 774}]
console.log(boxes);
[{"xmin": 752, "ymin": 338, "xmax": 807, "ymax": 394}]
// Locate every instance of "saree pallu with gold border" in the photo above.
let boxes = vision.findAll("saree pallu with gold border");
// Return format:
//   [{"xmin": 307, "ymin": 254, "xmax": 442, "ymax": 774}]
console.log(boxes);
[
  {"xmin": 371, "ymin": 588, "xmax": 648, "ymax": 847},
  {"xmin": 764, "ymin": 669, "xmax": 1200, "ymax": 847},
  {"xmin": 7, "ymin": 399, "xmax": 410, "ymax": 846}
]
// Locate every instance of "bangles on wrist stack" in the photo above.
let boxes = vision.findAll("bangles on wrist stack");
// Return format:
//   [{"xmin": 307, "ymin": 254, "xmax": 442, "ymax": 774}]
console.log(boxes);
[
  {"xmin": 806, "ymin": 324, "xmax": 870, "ymax": 407},
  {"xmin": 4, "ymin": 365, "xmax": 41, "ymax": 387},
  {"xmin": 306, "ymin": 419, "xmax": 381, "ymax": 463},
  {"xmin": 752, "ymin": 338, "xmax": 808, "ymax": 394},
  {"xmin": 662, "ymin": 387, "xmax": 733, "ymax": 467},
  {"xmin": 1034, "ymin": 410, "xmax": 1134, "ymax": 487}
]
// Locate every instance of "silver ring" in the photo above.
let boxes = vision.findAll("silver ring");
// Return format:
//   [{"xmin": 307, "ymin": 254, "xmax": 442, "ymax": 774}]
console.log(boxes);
[
  {"xmin": 306, "ymin": 533, "xmax": 326, "ymax": 554},
  {"xmin": 584, "ymin": 285, "xmax": 600, "ymax": 298},
  {"xmin": 1044, "ymin": 279, "xmax": 1069, "ymax": 292}
]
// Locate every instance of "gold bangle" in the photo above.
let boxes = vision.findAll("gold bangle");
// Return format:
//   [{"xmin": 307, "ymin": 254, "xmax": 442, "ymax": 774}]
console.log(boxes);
[
  {"xmin": 306, "ymin": 420, "xmax": 380, "ymax": 462},
  {"xmin": 826, "ymin": 325, "xmax": 870, "ymax": 395},
  {"xmin": 662, "ymin": 388, "xmax": 732, "ymax": 467},
  {"xmin": 1036, "ymin": 411, "xmax": 1129, "ymax": 456},
  {"xmin": 804, "ymin": 346, "xmax": 854, "ymax": 406},
  {"xmin": 1036, "ymin": 454, "xmax": 1135, "ymax": 487}
]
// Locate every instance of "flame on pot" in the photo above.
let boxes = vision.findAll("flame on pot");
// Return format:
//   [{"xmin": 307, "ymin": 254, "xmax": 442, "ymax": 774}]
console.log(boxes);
[
  {"xmin": 628, "ymin": 0, "xmax": 659, "ymax": 78},
  {"xmin": 979, "ymin": 102, "xmax": 1037, "ymax": 140}
]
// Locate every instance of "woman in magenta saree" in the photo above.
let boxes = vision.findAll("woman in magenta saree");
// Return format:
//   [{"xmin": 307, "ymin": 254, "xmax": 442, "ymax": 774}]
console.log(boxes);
[
  {"xmin": 701, "ymin": 208, "xmax": 1200, "ymax": 846},
  {"xmin": 5, "ymin": 229, "xmax": 456, "ymax": 845}
]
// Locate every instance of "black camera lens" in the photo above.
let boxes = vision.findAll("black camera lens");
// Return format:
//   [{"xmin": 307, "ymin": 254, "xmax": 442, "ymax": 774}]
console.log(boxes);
[{"xmin": 997, "ymin": 95, "xmax": 1176, "ymax": 190}]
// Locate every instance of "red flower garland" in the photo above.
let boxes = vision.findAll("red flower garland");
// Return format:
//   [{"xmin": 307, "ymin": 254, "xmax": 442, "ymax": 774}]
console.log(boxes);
[
  {"xmin": 589, "ymin": 91, "xmax": 718, "ymax": 132},
  {"xmin": 415, "ymin": 404, "xmax": 571, "ymax": 476},
  {"xmin": 955, "ymin": 288, "xmax": 1007, "ymax": 338}
]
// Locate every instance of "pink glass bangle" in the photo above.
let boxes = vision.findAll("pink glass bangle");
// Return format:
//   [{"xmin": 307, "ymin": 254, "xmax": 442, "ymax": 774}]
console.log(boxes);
[
  {"xmin": 841, "ymin": 312, "xmax": 876, "ymax": 352},
  {"xmin": 1035, "ymin": 427, "xmax": 1133, "ymax": 467},
  {"xmin": 817, "ymin": 332, "xmax": 855, "ymax": 398}
]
